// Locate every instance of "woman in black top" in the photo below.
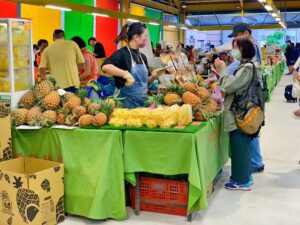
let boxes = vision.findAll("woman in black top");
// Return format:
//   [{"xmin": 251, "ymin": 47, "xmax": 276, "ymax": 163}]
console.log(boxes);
[{"xmin": 102, "ymin": 23, "xmax": 160, "ymax": 108}]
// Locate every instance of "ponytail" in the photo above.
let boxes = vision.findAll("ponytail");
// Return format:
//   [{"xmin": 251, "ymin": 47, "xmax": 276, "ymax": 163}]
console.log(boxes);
[
  {"xmin": 114, "ymin": 22, "xmax": 146, "ymax": 44},
  {"xmin": 114, "ymin": 24, "xmax": 129, "ymax": 44}
]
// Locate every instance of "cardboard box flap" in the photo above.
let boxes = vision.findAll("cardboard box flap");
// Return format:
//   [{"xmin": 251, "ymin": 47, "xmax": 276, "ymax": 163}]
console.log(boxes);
[
  {"xmin": 0, "ymin": 157, "xmax": 25, "ymax": 174},
  {"xmin": 24, "ymin": 158, "xmax": 62, "ymax": 174}
]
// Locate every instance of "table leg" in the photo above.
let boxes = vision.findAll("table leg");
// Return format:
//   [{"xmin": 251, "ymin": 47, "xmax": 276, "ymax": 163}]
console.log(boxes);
[
  {"xmin": 134, "ymin": 173, "xmax": 140, "ymax": 215},
  {"xmin": 187, "ymin": 213, "xmax": 192, "ymax": 222}
]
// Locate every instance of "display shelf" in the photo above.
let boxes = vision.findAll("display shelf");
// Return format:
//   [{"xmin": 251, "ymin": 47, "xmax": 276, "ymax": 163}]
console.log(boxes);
[{"xmin": 0, "ymin": 18, "xmax": 34, "ymax": 109}]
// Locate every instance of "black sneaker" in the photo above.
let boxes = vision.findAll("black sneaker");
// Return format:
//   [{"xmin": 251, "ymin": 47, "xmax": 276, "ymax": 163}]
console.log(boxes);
[{"xmin": 252, "ymin": 165, "xmax": 265, "ymax": 174}]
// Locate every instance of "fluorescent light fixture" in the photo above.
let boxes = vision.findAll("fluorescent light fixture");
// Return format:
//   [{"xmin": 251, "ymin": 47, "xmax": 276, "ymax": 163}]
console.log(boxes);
[
  {"xmin": 271, "ymin": 13, "xmax": 277, "ymax": 17},
  {"xmin": 149, "ymin": 22, "xmax": 160, "ymax": 26},
  {"xmin": 264, "ymin": 5, "xmax": 273, "ymax": 11},
  {"xmin": 127, "ymin": 18, "xmax": 139, "ymax": 22},
  {"xmin": 258, "ymin": 0, "xmax": 266, "ymax": 2},
  {"xmin": 167, "ymin": 25, "xmax": 176, "ymax": 28},
  {"xmin": 275, "ymin": 17, "xmax": 281, "ymax": 21},
  {"xmin": 180, "ymin": 26, "xmax": 187, "ymax": 30},
  {"xmin": 91, "ymin": 13, "xmax": 109, "ymax": 18},
  {"xmin": 45, "ymin": 5, "xmax": 71, "ymax": 11},
  {"xmin": 182, "ymin": 4, "xmax": 187, "ymax": 9}
]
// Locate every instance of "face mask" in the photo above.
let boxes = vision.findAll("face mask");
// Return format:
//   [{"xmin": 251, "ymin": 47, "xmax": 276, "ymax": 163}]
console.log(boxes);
[{"xmin": 232, "ymin": 49, "xmax": 241, "ymax": 60}]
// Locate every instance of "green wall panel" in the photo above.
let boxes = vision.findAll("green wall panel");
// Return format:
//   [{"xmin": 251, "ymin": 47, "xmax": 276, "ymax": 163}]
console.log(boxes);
[{"xmin": 145, "ymin": 8, "xmax": 162, "ymax": 48}]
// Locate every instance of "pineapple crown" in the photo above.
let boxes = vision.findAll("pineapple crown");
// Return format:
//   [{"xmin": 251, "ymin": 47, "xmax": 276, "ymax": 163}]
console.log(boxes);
[
  {"xmin": 13, "ymin": 176, "xmax": 23, "ymax": 189},
  {"xmin": 47, "ymin": 77, "xmax": 57, "ymax": 87},
  {"xmin": 165, "ymin": 84, "xmax": 186, "ymax": 96},
  {"xmin": 76, "ymin": 89, "xmax": 87, "ymax": 99},
  {"xmin": 98, "ymin": 100, "xmax": 113, "ymax": 116}
]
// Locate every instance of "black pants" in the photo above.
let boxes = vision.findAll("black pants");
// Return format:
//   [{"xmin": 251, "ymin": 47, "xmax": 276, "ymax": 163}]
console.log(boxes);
[
  {"xmin": 64, "ymin": 86, "xmax": 78, "ymax": 93},
  {"xmin": 230, "ymin": 129, "xmax": 251, "ymax": 183}
]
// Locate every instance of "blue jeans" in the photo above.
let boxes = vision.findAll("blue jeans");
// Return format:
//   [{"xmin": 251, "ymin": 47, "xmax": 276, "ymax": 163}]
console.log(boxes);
[
  {"xmin": 64, "ymin": 86, "xmax": 78, "ymax": 93},
  {"xmin": 250, "ymin": 137, "xmax": 264, "ymax": 171}
]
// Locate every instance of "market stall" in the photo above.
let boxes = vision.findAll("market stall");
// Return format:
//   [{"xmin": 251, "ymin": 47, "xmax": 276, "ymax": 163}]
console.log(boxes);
[
  {"xmin": 264, "ymin": 61, "xmax": 285, "ymax": 102},
  {"xmin": 124, "ymin": 116, "xmax": 229, "ymax": 214},
  {"xmin": 12, "ymin": 128, "xmax": 127, "ymax": 221}
]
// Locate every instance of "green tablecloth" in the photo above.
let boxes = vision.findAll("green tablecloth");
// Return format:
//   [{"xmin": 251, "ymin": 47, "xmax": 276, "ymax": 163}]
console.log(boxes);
[
  {"xmin": 264, "ymin": 62, "xmax": 285, "ymax": 102},
  {"xmin": 12, "ymin": 128, "xmax": 127, "ymax": 221},
  {"xmin": 124, "ymin": 117, "xmax": 229, "ymax": 214}
]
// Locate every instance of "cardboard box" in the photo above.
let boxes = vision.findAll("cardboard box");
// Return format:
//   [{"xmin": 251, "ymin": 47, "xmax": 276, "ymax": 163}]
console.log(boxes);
[
  {"xmin": 0, "ymin": 95, "xmax": 12, "ymax": 161},
  {"xmin": 0, "ymin": 157, "xmax": 64, "ymax": 225}
]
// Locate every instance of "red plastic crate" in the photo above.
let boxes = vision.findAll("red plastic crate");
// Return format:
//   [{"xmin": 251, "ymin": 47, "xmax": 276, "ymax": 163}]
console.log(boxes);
[{"xmin": 130, "ymin": 176, "xmax": 188, "ymax": 216}]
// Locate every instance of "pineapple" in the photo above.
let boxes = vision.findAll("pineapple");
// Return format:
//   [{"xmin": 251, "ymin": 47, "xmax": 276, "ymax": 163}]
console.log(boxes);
[
  {"xmin": 0, "ymin": 103, "xmax": 10, "ymax": 118},
  {"xmin": 56, "ymin": 196, "xmax": 65, "ymax": 223},
  {"xmin": 88, "ymin": 102, "xmax": 101, "ymax": 115},
  {"xmin": 13, "ymin": 176, "xmax": 40, "ymax": 223},
  {"xmin": 64, "ymin": 92, "xmax": 75, "ymax": 102},
  {"xmin": 1, "ymin": 138, "xmax": 12, "ymax": 161},
  {"xmin": 105, "ymin": 98, "xmax": 116, "ymax": 108},
  {"xmin": 26, "ymin": 106, "xmax": 42, "ymax": 126},
  {"xmin": 64, "ymin": 96, "xmax": 81, "ymax": 110},
  {"xmin": 34, "ymin": 78, "xmax": 55, "ymax": 99},
  {"xmin": 12, "ymin": 108, "xmax": 28, "ymax": 126},
  {"xmin": 42, "ymin": 110, "xmax": 57, "ymax": 126},
  {"xmin": 180, "ymin": 82, "xmax": 197, "ymax": 92},
  {"xmin": 163, "ymin": 84, "xmax": 185, "ymax": 106},
  {"xmin": 182, "ymin": 91, "xmax": 202, "ymax": 108},
  {"xmin": 72, "ymin": 105, "xmax": 86, "ymax": 118},
  {"xmin": 65, "ymin": 114, "xmax": 78, "ymax": 126},
  {"xmin": 82, "ymin": 97, "xmax": 91, "ymax": 106},
  {"xmin": 19, "ymin": 90, "xmax": 36, "ymax": 109},
  {"xmin": 79, "ymin": 114, "xmax": 93, "ymax": 127},
  {"xmin": 93, "ymin": 113, "xmax": 107, "ymax": 127},
  {"xmin": 42, "ymin": 91, "xmax": 60, "ymax": 110},
  {"xmin": 194, "ymin": 98, "xmax": 219, "ymax": 121},
  {"xmin": 56, "ymin": 113, "xmax": 66, "ymax": 125},
  {"xmin": 195, "ymin": 87, "xmax": 211, "ymax": 102}
]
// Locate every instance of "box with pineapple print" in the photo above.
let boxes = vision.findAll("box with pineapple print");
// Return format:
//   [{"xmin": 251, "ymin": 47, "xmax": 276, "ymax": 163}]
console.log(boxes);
[
  {"xmin": 0, "ymin": 95, "xmax": 12, "ymax": 162},
  {"xmin": 0, "ymin": 157, "xmax": 64, "ymax": 225}
]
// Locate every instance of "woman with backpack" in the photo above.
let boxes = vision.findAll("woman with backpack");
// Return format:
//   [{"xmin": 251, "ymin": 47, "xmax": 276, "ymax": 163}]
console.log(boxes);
[{"xmin": 214, "ymin": 38, "xmax": 263, "ymax": 191}]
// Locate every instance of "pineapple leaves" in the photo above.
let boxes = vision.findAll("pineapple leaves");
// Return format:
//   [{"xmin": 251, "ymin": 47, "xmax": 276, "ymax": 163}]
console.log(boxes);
[{"xmin": 13, "ymin": 176, "xmax": 23, "ymax": 189}]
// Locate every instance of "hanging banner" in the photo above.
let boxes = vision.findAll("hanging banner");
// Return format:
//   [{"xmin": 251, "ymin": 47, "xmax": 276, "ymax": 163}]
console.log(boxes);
[{"xmin": 0, "ymin": 0, "xmax": 18, "ymax": 18}]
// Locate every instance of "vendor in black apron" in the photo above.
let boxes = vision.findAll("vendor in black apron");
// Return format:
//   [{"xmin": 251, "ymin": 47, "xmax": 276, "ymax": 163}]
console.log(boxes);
[{"xmin": 102, "ymin": 23, "xmax": 160, "ymax": 109}]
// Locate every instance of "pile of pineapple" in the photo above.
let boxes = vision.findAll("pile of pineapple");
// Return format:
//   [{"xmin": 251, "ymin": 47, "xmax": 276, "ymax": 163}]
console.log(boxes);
[
  {"xmin": 109, "ymin": 104, "xmax": 193, "ymax": 129},
  {"xmin": 12, "ymin": 78, "xmax": 115, "ymax": 128},
  {"xmin": 161, "ymin": 80, "xmax": 221, "ymax": 121}
]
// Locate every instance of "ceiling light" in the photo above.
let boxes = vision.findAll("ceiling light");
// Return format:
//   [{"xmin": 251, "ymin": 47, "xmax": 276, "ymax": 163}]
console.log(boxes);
[
  {"xmin": 91, "ymin": 13, "xmax": 109, "ymax": 18},
  {"xmin": 180, "ymin": 26, "xmax": 187, "ymax": 30},
  {"xmin": 182, "ymin": 5, "xmax": 187, "ymax": 9},
  {"xmin": 45, "ymin": 5, "xmax": 71, "ymax": 11},
  {"xmin": 258, "ymin": 0, "xmax": 266, "ymax": 2},
  {"xmin": 275, "ymin": 18, "xmax": 281, "ymax": 22},
  {"xmin": 127, "ymin": 18, "xmax": 139, "ymax": 23},
  {"xmin": 149, "ymin": 22, "xmax": 160, "ymax": 26},
  {"xmin": 167, "ymin": 25, "xmax": 176, "ymax": 28},
  {"xmin": 264, "ymin": 5, "xmax": 273, "ymax": 11}
]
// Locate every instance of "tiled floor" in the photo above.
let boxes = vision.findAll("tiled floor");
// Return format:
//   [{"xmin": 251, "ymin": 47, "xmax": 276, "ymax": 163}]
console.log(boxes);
[{"xmin": 64, "ymin": 74, "xmax": 300, "ymax": 225}]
